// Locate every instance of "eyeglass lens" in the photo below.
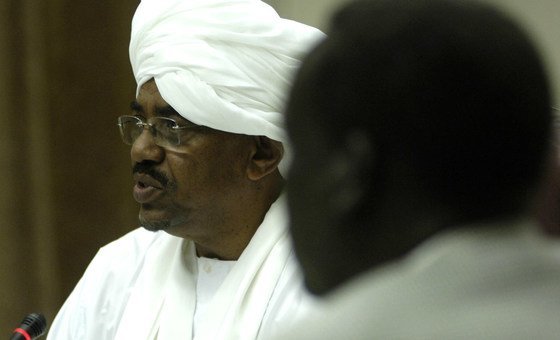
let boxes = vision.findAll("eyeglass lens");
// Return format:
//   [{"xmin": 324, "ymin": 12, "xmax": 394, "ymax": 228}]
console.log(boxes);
[{"xmin": 118, "ymin": 116, "xmax": 180, "ymax": 147}]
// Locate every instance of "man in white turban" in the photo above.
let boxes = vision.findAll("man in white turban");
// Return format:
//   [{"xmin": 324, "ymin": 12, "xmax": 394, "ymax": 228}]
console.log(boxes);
[{"xmin": 47, "ymin": 0, "xmax": 324, "ymax": 339}]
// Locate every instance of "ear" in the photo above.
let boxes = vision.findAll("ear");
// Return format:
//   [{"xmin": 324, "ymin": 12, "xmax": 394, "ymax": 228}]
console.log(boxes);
[
  {"xmin": 326, "ymin": 130, "xmax": 374, "ymax": 216},
  {"xmin": 247, "ymin": 136, "xmax": 284, "ymax": 181}
]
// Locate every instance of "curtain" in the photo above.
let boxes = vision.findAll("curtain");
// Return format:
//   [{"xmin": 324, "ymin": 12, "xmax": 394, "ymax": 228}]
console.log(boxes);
[{"xmin": 0, "ymin": 0, "xmax": 139, "ymax": 332}]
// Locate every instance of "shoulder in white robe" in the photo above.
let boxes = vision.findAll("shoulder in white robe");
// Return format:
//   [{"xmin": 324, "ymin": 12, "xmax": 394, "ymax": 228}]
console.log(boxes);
[{"xmin": 48, "ymin": 196, "xmax": 314, "ymax": 339}]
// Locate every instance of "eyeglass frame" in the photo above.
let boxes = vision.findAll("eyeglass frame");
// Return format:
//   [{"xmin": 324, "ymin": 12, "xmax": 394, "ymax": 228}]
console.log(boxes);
[{"xmin": 117, "ymin": 115, "xmax": 202, "ymax": 148}]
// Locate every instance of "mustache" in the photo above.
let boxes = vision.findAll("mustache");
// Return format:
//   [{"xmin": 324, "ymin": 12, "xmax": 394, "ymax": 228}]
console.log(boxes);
[{"xmin": 132, "ymin": 162, "xmax": 171, "ymax": 189}]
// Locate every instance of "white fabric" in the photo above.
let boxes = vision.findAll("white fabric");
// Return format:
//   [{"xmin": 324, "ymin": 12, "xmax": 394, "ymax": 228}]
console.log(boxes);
[
  {"xmin": 129, "ymin": 0, "xmax": 325, "ymax": 149},
  {"xmin": 47, "ymin": 196, "xmax": 315, "ymax": 340},
  {"xmin": 276, "ymin": 220, "xmax": 560, "ymax": 339},
  {"xmin": 194, "ymin": 257, "xmax": 236, "ymax": 339}
]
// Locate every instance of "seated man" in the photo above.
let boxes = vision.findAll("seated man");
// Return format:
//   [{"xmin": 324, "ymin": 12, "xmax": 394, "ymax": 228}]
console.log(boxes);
[
  {"xmin": 47, "ymin": 0, "xmax": 324, "ymax": 339},
  {"xmin": 280, "ymin": 0, "xmax": 560, "ymax": 338}
]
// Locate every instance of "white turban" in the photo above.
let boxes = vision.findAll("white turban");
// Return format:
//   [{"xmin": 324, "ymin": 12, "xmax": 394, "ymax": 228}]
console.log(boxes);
[{"xmin": 130, "ymin": 0, "xmax": 325, "ymax": 149}]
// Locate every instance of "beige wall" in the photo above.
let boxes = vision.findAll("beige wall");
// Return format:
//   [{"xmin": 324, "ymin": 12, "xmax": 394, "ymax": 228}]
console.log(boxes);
[
  {"xmin": 266, "ymin": 0, "xmax": 560, "ymax": 106},
  {"xmin": 265, "ymin": 0, "xmax": 352, "ymax": 31},
  {"xmin": 483, "ymin": 0, "xmax": 560, "ymax": 108}
]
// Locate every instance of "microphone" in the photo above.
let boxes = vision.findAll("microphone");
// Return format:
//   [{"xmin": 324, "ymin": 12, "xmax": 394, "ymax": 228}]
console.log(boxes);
[{"xmin": 10, "ymin": 313, "xmax": 47, "ymax": 340}]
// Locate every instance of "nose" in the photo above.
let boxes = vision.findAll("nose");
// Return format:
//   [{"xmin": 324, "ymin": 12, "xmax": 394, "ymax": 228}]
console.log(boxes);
[{"xmin": 130, "ymin": 128, "xmax": 165, "ymax": 164}]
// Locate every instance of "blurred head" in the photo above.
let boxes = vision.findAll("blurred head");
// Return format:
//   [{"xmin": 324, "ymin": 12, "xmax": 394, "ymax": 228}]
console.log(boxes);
[
  {"xmin": 536, "ymin": 107, "xmax": 560, "ymax": 235},
  {"xmin": 286, "ymin": 0, "xmax": 552, "ymax": 294}
]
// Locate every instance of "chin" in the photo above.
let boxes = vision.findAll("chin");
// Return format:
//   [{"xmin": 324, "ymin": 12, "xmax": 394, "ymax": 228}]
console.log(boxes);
[{"xmin": 138, "ymin": 213, "xmax": 171, "ymax": 232}]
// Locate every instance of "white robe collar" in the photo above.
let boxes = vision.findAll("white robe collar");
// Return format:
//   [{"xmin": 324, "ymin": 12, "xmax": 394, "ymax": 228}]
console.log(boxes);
[{"xmin": 115, "ymin": 195, "xmax": 291, "ymax": 339}]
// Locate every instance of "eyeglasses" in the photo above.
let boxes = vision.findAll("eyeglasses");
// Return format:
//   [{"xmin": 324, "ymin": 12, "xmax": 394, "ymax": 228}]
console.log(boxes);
[{"xmin": 117, "ymin": 115, "xmax": 199, "ymax": 148}]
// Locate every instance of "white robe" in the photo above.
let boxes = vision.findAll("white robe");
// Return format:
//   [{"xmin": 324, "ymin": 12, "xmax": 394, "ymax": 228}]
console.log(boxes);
[
  {"xmin": 48, "ymin": 196, "xmax": 313, "ymax": 339},
  {"xmin": 275, "ymin": 219, "xmax": 560, "ymax": 339}
]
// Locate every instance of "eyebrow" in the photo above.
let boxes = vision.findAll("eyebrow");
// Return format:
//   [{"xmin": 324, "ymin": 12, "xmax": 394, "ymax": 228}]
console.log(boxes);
[
  {"xmin": 155, "ymin": 105, "xmax": 181, "ymax": 118},
  {"xmin": 130, "ymin": 100, "xmax": 143, "ymax": 113},
  {"xmin": 129, "ymin": 101, "xmax": 180, "ymax": 118}
]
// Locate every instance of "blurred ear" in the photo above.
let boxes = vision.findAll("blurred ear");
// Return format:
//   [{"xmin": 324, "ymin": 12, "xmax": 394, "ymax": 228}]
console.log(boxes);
[
  {"xmin": 326, "ymin": 130, "xmax": 374, "ymax": 217},
  {"xmin": 247, "ymin": 136, "xmax": 284, "ymax": 181}
]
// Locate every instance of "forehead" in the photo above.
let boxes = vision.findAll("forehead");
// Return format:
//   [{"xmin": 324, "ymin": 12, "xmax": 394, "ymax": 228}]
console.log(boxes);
[
  {"xmin": 136, "ymin": 80, "xmax": 168, "ymax": 108},
  {"xmin": 133, "ymin": 80, "xmax": 189, "ymax": 121}
]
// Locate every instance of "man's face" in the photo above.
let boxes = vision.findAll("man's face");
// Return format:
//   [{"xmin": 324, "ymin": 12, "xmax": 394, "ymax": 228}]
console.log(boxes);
[{"xmin": 129, "ymin": 80, "xmax": 254, "ymax": 242}]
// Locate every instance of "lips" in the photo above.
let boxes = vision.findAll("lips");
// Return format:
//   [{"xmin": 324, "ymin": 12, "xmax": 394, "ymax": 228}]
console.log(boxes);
[{"xmin": 133, "ymin": 173, "xmax": 164, "ymax": 204}]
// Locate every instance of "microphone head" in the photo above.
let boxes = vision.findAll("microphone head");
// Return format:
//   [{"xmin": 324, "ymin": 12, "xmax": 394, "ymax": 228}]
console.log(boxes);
[{"xmin": 19, "ymin": 313, "xmax": 47, "ymax": 338}]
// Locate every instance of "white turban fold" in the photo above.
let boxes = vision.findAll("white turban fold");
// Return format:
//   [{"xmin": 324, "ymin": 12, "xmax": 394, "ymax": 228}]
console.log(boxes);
[{"xmin": 130, "ymin": 0, "xmax": 325, "ymax": 172}]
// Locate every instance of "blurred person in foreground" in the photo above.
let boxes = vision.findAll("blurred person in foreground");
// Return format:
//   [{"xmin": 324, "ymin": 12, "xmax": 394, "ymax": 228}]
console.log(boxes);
[
  {"xmin": 537, "ymin": 107, "xmax": 560, "ymax": 236},
  {"xmin": 47, "ymin": 0, "xmax": 323, "ymax": 339},
  {"xmin": 280, "ymin": 0, "xmax": 560, "ymax": 338}
]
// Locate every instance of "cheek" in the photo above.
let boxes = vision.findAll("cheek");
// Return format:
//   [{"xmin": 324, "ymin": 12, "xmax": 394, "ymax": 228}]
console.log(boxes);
[
  {"xmin": 166, "ymin": 143, "xmax": 248, "ymax": 199},
  {"xmin": 164, "ymin": 153, "xmax": 201, "ymax": 196},
  {"xmin": 206, "ymin": 137, "xmax": 252, "ymax": 182}
]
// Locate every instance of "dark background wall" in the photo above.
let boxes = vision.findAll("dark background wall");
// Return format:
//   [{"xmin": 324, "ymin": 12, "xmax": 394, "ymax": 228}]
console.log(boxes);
[{"xmin": 0, "ymin": 0, "xmax": 139, "ymax": 332}]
